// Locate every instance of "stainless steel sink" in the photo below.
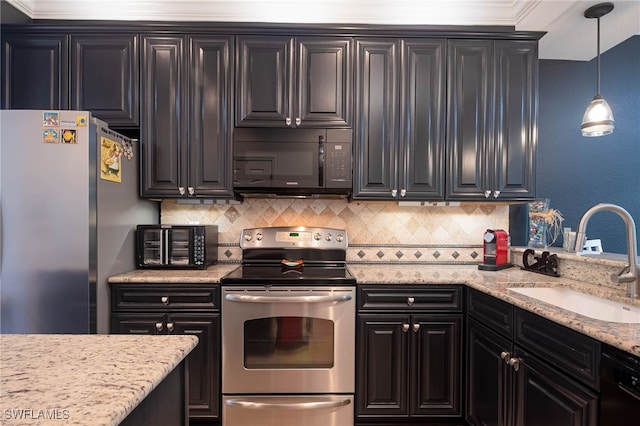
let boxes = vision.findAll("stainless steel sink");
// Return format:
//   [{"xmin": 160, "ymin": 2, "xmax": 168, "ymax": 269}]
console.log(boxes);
[{"xmin": 507, "ymin": 287, "xmax": 640, "ymax": 324}]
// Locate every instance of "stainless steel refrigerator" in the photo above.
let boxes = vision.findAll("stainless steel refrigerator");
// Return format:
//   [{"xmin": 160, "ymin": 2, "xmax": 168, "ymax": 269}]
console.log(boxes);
[{"xmin": 0, "ymin": 110, "xmax": 158, "ymax": 334}]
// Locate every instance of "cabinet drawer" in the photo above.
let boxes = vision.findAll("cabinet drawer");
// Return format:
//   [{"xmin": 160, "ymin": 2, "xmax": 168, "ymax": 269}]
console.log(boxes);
[
  {"xmin": 112, "ymin": 285, "xmax": 220, "ymax": 311},
  {"xmin": 467, "ymin": 288, "xmax": 513, "ymax": 338},
  {"xmin": 358, "ymin": 286, "xmax": 462, "ymax": 312},
  {"xmin": 514, "ymin": 308, "xmax": 600, "ymax": 389}
]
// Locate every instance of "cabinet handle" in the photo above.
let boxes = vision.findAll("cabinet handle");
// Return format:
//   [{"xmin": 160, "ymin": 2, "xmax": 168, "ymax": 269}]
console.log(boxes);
[
  {"xmin": 407, "ymin": 297, "xmax": 415, "ymax": 306},
  {"xmin": 412, "ymin": 323, "xmax": 420, "ymax": 333},
  {"xmin": 155, "ymin": 322, "xmax": 164, "ymax": 333},
  {"xmin": 508, "ymin": 357, "xmax": 521, "ymax": 372},
  {"xmin": 400, "ymin": 189, "xmax": 406, "ymax": 197},
  {"xmin": 166, "ymin": 322, "xmax": 175, "ymax": 333},
  {"xmin": 500, "ymin": 351, "xmax": 511, "ymax": 363},
  {"xmin": 161, "ymin": 296, "xmax": 169, "ymax": 305},
  {"xmin": 188, "ymin": 187, "xmax": 195, "ymax": 196},
  {"xmin": 402, "ymin": 323, "xmax": 410, "ymax": 333},
  {"xmin": 493, "ymin": 190, "xmax": 500, "ymax": 199},
  {"xmin": 391, "ymin": 189, "xmax": 397, "ymax": 198},
  {"xmin": 484, "ymin": 190, "xmax": 491, "ymax": 198},
  {"xmin": 179, "ymin": 186, "xmax": 186, "ymax": 196},
  {"xmin": 285, "ymin": 117, "xmax": 292, "ymax": 126},
  {"xmin": 295, "ymin": 117, "xmax": 301, "ymax": 126}
]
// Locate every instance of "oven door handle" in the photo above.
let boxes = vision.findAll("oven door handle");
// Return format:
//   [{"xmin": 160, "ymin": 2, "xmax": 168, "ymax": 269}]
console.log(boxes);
[
  {"xmin": 224, "ymin": 293, "xmax": 352, "ymax": 303},
  {"xmin": 225, "ymin": 398, "xmax": 351, "ymax": 410}
]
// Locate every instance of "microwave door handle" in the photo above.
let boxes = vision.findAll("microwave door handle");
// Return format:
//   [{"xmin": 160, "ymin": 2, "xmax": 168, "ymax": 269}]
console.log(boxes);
[
  {"xmin": 224, "ymin": 294, "xmax": 352, "ymax": 303},
  {"xmin": 225, "ymin": 398, "xmax": 351, "ymax": 410},
  {"xmin": 318, "ymin": 134, "xmax": 325, "ymax": 187}
]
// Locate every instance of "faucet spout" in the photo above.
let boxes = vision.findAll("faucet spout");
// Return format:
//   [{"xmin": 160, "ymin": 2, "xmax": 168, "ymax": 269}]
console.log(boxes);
[{"xmin": 574, "ymin": 203, "xmax": 639, "ymax": 298}]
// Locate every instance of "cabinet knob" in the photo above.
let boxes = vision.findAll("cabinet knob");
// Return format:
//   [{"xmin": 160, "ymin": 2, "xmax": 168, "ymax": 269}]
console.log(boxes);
[
  {"xmin": 161, "ymin": 296, "xmax": 169, "ymax": 305},
  {"xmin": 295, "ymin": 117, "xmax": 301, "ymax": 126},
  {"xmin": 179, "ymin": 187, "xmax": 186, "ymax": 196},
  {"xmin": 155, "ymin": 322, "xmax": 164, "ymax": 333},
  {"xmin": 402, "ymin": 323, "xmax": 410, "ymax": 333},
  {"xmin": 412, "ymin": 323, "xmax": 420, "ymax": 333},
  {"xmin": 285, "ymin": 117, "xmax": 292, "ymax": 126},
  {"xmin": 500, "ymin": 351, "xmax": 511, "ymax": 363},
  {"xmin": 407, "ymin": 297, "xmax": 415, "ymax": 306},
  {"xmin": 400, "ymin": 189, "xmax": 406, "ymax": 197},
  {"xmin": 493, "ymin": 190, "xmax": 500, "ymax": 198},
  {"xmin": 166, "ymin": 322, "xmax": 175, "ymax": 333},
  {"xmin": 391, "ymin": 189, "xmax": 398, "ymax": 197},
  {"xmin": 484, "ymin": 190, "xmax": 491, "ymax": 198},
  {"xmin": 508, "ymin": 357, "xmax": 521, "ymax": 372},
  {"xmin": 188, "ymin": 187, "xmax": 195, "ymax": 196}
]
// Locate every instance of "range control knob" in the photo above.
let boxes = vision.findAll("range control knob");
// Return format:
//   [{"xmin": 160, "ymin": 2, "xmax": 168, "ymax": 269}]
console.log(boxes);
[
  {"xmin": 244, "ymin": 232, "xmax": 252, "ymax": 242},
  {"xmin": 325, "ymin": 233, "xmax": 332, "ymax": 241},
  {"xmin": 255, "ymin": 232, "xmax": 263, "ymax": 241},
  {"xmin": 314, "ymin": 232, "xmax": 322, "ymax": 241},
  {"xmin": 336, "ymin": 234, "xmax": 344, "ymax": 242}
]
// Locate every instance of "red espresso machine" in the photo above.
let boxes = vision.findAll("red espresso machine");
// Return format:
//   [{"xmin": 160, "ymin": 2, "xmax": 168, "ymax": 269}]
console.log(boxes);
[{"xmin": 478, "ymin": 229, "xmax": 512, "ymax": 271}]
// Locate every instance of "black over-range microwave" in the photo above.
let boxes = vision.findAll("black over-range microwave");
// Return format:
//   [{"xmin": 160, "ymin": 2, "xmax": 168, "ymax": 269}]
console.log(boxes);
[
  {"xmin": 136, "ymin": 225, "xmax": 218, "ymax": 269},
  {"xmin": 233, "ymin": 128, "xmax": 352, "ymax": 195}
]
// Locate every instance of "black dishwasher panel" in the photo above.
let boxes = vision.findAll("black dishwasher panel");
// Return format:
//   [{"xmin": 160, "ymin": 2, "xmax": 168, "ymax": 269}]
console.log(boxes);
[{"xmin": 600, "ymin": 344, "xmax": 640, "ymax": 426}]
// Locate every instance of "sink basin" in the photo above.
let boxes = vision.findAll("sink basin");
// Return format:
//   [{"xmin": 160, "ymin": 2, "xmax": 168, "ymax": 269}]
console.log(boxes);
[{"xmin": 507, "ymin": 287, "xmax": 640, "ymax": 324}]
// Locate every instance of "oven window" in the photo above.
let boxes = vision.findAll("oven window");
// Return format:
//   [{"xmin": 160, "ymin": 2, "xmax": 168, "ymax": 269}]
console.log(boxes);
[{"xmin": 244, "ymin": 316, "xmax": 334, "ymax": 369}]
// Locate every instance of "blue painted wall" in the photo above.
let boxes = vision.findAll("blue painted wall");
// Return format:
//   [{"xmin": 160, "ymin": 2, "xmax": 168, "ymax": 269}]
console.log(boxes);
[{"xmin": 514, "ymin": 35, "xmax": 640, "ymax": 254}]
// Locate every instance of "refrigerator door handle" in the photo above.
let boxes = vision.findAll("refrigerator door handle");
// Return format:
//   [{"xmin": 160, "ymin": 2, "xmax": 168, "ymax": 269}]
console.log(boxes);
[{"xmin": 163, "ymin": 229, "xmax": 170, "ymax": 265}]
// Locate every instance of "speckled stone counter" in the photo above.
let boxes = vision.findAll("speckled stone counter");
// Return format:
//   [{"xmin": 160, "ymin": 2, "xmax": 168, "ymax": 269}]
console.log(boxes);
[
  {"xmin": 108, "ymin": 262, "xmax": 640, "ymax": 357},
  {"xmin": 0, "ymin": 334, "xmax": 198, "ymax": 426},
  {"xmin": 348, "ymin": 264, "xmax": 640, "ymax": 357}
]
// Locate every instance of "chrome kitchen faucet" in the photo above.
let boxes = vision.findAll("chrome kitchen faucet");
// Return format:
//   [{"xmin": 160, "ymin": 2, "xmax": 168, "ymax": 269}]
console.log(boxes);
[{"xmin": 574, "ymin": 203, "xmax": 640, "ymax": 298}]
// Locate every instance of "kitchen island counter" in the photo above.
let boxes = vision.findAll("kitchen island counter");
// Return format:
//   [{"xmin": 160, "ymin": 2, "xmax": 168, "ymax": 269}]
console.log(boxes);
[{"xmin": 0, "ymin": 334, "xmax": 198, "ymax": 426}]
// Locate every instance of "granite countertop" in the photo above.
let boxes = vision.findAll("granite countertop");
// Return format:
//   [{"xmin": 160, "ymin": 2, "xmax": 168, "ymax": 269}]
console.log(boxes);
[
  {"xmin": 0, "ymin": 334, "xmax": 198, "ymax": 426},
  {"xmin": 108, "ymin": 263, "xmax": 640, "ymax": 357}
]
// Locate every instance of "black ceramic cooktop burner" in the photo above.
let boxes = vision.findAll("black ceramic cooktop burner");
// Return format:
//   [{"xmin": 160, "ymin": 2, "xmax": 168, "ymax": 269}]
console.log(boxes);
[{"xmin": 221, "ymin": 264, "xmax": 356, "ymax": 285}]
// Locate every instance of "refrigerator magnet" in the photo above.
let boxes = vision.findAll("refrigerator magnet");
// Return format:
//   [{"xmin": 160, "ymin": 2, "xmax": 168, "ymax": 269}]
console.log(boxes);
[
  {"xmin": 43, "ymin": 128, "xmax": 59, "ymax": 144},
  {"xmin": 61, "ymin": 129, "xmax": 77, "ymax": 144},
  {"xmin": 76, "ymin": 115, "xmax": 87, "ymax": 127},
  {"xmin": 100, "ymin": 137, "xmax": 122, "ymax": 183},
  {"xmin": 43, "ymin": 111, "xmax": 59, "ymax": 127}
]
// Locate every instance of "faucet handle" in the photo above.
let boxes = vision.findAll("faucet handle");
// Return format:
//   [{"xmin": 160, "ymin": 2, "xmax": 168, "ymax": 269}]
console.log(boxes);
[{"xmin": 611, "ymin": 265, "xmax": 635, "ymax": 284}]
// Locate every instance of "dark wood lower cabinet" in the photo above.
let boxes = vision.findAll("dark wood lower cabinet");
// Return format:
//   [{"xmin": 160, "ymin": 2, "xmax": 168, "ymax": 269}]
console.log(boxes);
[
  {"xmin": 356, "ymin": 286, "xmax": 463, "ymax": 424},
  {"xmin": 111, "ymin": 285, "xmax": 220, "ymax": 424},
  {"xmin": 466, "ymin": 289, "xmax": 599, "ymax": 426}
]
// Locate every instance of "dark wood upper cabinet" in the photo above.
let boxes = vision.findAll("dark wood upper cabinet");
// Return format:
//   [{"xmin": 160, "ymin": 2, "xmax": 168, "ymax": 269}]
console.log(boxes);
[
  {"xmin": 2, "ymin": 31, "xmax": 138, "ymax": 127},
  {"xmin": 140, "ymin": 34, "xmax": 234, "ymax": 199},
  {"xmin": 71, "ymin": 34, "xmax": 139, "ymax": 126},
  {"xmin": 447, "ymin": 39, "xmax": 537, "ymax": 201},
  {"xmin": 1, "ymin": 33, "xmax": 69, "ymax": 110},
  {"xmin": 353, "ymin": 38, "xmax": 445, "ymax": 200},
  {"xmin": 236, "ymin": 35, "xmax": 352, "ymax": 128}
]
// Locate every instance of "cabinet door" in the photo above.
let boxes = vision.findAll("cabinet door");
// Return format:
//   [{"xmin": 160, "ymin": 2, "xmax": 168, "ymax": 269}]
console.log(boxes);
[
  {"xmin": 446, "ymin": 40, "xmax": 493, "ymax": 200},
  {"xmin": 399, "ymin": 39, "xmax": 446, "ymax": 200},
  {"xmin": 236, "ymin": 36, "xmax": 292, "ymax": 127},
  {"xmin": 356, "ymin": 313, "xmax": 409, "ymax": 418},
  {"xmin": 140, "ymin": 36, "xmax": 186, "ymax": 197},
  {"xmin": 170, "ymin": 313, "xmax": 220, "ymax": 421},
  {"xmin": 410, "ymin": 314, "xmax": 462, "ymax": 417},
  {"xmin": 70, "ymin": 34, "xmax": 139, "ymax": 127},
  {"xmin": 296, "ymin": 37, "xmax": 352, "ymax": 127},
  {"xmin": 1, "ymin": 33, "xmax": 69, "ymax": 110},
  {"xmin": 493, "ymin": 40, "xmax": 537, "ymax": 200},
  {"xmin": 466, "ymin": 317, "xmax": 513, "ymax": 426},
  {"xmin": 353, "ymin": 39, "xmax": 400, "ymax": 200},
  {"xmin": 188, "ymin": 36, "xmax": 234, "ymax": 197},
  {"xmin": 513, "ymin": 348, "xmax": 598, "ymax": 426}
]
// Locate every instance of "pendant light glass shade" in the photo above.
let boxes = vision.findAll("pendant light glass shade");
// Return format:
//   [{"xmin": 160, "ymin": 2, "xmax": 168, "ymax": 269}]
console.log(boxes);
[
  {"xmin": 581, "ymin": 95, "xmax": 615, "ymax": 137},
  {"xmin": 581, "ymin": 3, "xmax": 615, "ymax": 137}
]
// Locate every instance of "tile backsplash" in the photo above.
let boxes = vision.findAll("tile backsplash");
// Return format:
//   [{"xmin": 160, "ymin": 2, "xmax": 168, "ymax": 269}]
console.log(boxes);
[{"xmin": 161, "ymin": 199, "xmax": 509, "ymax": 264}]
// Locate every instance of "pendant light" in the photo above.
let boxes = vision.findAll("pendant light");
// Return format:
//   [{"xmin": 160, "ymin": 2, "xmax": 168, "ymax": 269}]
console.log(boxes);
[{"xmin": 581, "ymin": 2, "xmax": 615, "ymax": 137}]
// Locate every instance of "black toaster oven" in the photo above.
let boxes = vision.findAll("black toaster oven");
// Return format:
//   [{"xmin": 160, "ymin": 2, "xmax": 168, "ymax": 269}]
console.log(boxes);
[{"xmin": 136, "ymin": 225, "xmax": 218, "ymax": 269}]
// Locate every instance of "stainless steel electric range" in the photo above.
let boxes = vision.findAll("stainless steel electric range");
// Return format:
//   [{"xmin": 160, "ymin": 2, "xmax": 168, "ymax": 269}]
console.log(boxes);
[{"xmin": 220, "ymin": 226, "xmax": 356, "ymax": 426}]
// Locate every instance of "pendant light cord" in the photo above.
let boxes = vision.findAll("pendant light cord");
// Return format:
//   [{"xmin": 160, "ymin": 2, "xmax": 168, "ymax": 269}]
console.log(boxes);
[{"xmin": 596, "ymin": 17, "xmax": 601, "ymax": 96}]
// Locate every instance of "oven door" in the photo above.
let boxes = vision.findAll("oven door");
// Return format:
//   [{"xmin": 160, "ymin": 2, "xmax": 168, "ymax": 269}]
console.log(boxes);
[
  {"xmin": 221, "ymin": 286, "xmax": 355, "ymax": 394},
  {"xmin": 223, "ymin": 395, "xmax": 354, "ymax": 426}
]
